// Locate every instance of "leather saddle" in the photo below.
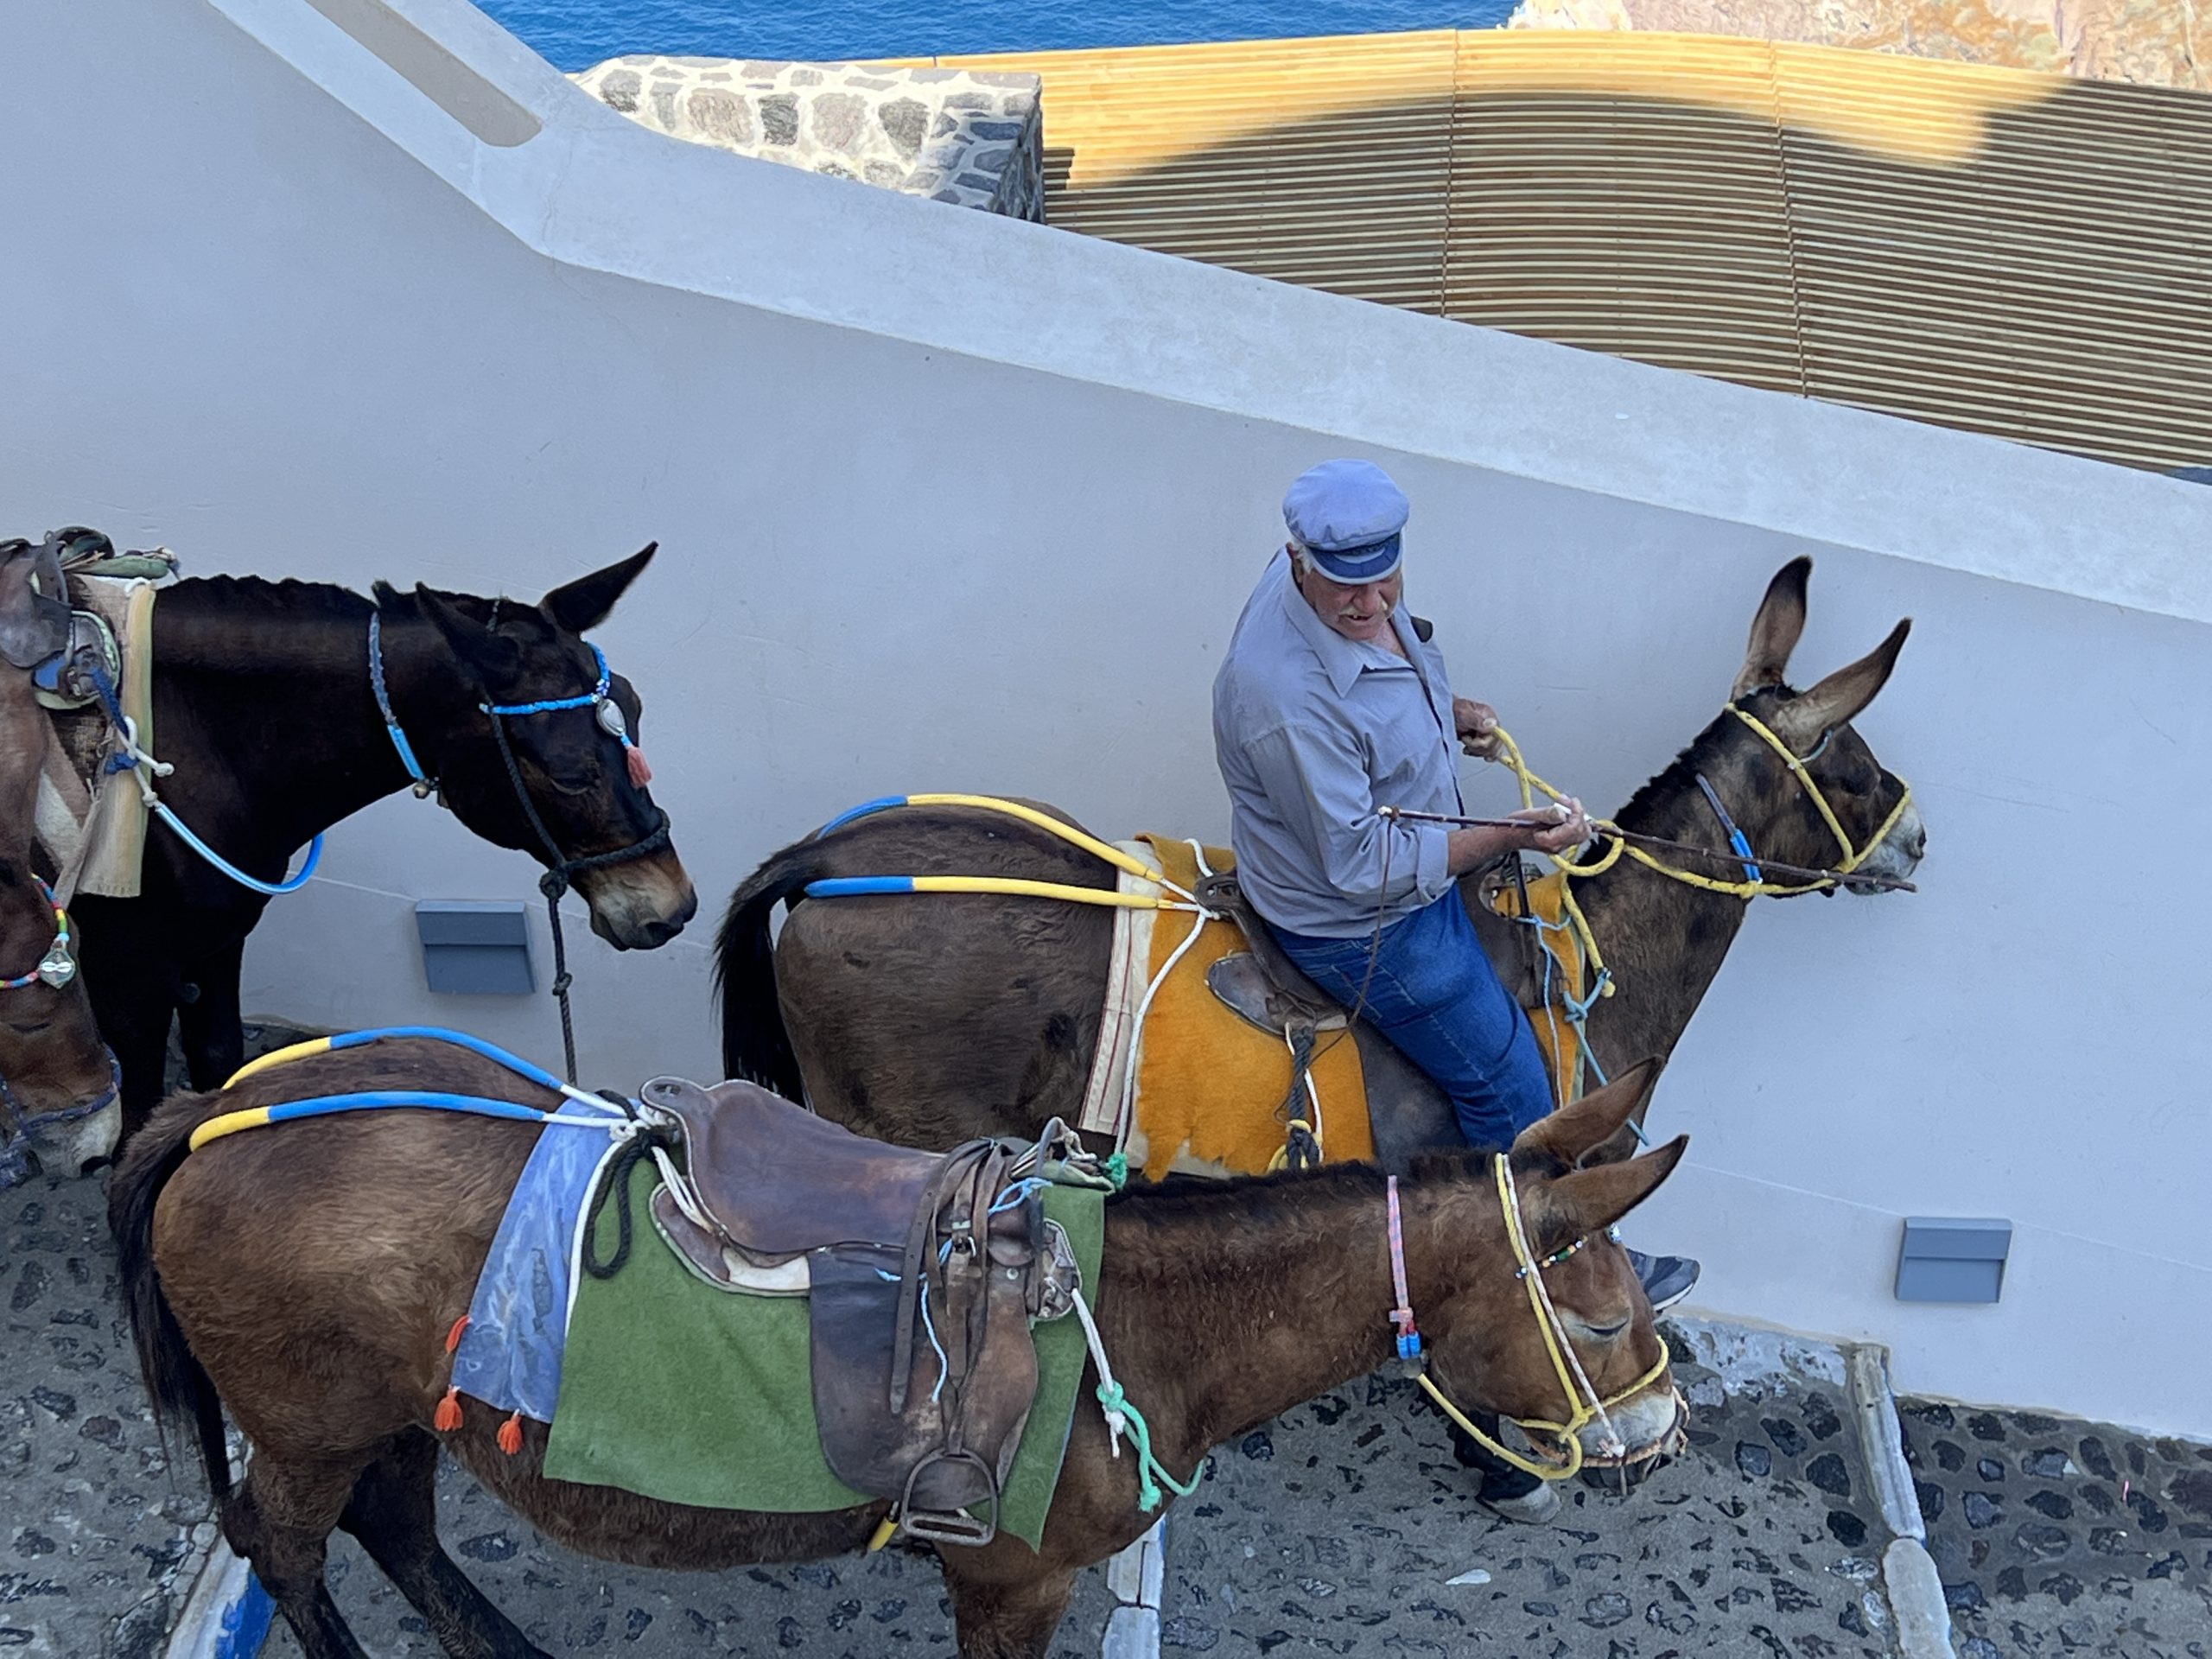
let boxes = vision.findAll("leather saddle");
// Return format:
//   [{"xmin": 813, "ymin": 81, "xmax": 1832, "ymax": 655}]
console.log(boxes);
[
  {"xmin": 633, "ymin": 1077, "xmax": 1083, "ymax": 1546},
  {"xmin": 1192, "ymin": 870, "xmax": 1351, "ymax": 1037}
]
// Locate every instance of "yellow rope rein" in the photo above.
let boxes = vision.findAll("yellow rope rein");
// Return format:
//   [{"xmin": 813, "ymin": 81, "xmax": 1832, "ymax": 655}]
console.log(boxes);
[
  {"xmin": 1489, "ymin": 709, "xmax": 1915, "ymax": 1001},
  {"xmin": 1414, "ymin": 1156, "xmax": 1675, "ymax": 1479}
]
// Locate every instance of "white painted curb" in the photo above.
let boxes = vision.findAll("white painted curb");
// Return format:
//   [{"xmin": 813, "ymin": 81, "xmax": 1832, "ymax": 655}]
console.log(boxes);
[
  {"xmin": 1101, "ymin": 1517, "xmax": 1166, "ymax": 1659},
  {"xmin": 1847, "ymin": 1344, "xmax": 1955, "ymax": 1659},
  {"xmin": 165, "ymin": 1535, "xmax": 273, "ymax": 1659}
]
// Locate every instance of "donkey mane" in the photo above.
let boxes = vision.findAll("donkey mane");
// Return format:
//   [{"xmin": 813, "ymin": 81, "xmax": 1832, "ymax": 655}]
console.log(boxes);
[
  {"xmin": 1610, "ymin": 685, "xmax": 1799, "ymax": 836},
  {"xmin": 170, "ymin": 573, "xmax": 374, "ymax": 623},
  {"xmin": 1115, "ymin": 1159, "xmax": 1495, "ymax": 1238}
]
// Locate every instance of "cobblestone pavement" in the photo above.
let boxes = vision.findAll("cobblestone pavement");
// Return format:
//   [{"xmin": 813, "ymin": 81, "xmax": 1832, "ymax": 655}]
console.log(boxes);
[
  {"xmin": 1898, "ymin": 1398, "xmax": 2212, "ymax": 1659},
  {"xmin": 2, "ymin": 1168, "xmax": 214, "ymax": 1659}
]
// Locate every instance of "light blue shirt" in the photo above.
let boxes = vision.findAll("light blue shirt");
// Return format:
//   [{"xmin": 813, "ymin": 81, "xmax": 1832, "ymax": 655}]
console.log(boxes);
[{"xmin": 1211, "ymin": 551, "xmax": 1464, "ymax": 938}]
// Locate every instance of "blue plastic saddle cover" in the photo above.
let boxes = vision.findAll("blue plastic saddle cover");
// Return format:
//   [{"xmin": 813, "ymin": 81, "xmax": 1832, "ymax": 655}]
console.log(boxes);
[{"xmin": 451, "ymin": 1113, "xmax": 630, "ymax": 1423}]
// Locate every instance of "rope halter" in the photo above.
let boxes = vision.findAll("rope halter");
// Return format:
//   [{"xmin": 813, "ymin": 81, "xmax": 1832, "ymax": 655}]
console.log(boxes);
[
  {"xmin": 1724, "ymin": 704, "xmax": 1916, "ymax": 887},
  {"xmin": 1385, "ymin": 1164, "xmax": 1679, "ymax": 1482}
]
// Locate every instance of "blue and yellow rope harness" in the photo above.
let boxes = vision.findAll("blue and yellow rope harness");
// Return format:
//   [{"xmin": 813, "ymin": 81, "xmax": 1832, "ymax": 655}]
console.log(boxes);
[{"xmin": 188, "ymin": 1027, "xmax": 632, "ymax": 1154}]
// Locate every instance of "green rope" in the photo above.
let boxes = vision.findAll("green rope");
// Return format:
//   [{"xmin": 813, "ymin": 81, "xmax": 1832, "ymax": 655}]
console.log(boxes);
[
  {"xmin": 1096, "ymin": 1382, "xmax": 1202, "ymax": 1512},
  {"xmin": 1103, "ymin": 1151, "xmax": 1129, "ymax": 1190}
]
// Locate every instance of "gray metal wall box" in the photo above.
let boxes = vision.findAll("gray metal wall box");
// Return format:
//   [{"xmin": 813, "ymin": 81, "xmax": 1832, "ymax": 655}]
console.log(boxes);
[
  {"xmin": 1896, "ymin": 1217, "xmax": 2012, "ymax": 1304},
  {"xmin": 415, "ymin": 902, "xmax": 533, "ymax": 995}
]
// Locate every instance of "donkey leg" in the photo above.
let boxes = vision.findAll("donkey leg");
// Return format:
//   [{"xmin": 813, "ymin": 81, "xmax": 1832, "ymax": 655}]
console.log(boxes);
[
  {"xmin": 176, "ymin": 936, "xmax": 247, "ymax": 1092},
  {"xmin": 943, "ymin": 1562, "xmax": 1079, "ymax": 1659},
  {"xmin": 76, "ymin": 927, "xmax": 172, "ymax": 1135},
  {"xmin": 340, "ymin": 1427, "xmax": 549, "ymax": 1659},
  {"xmin": 221, "ymin": 1454, "xmax": 374, "ymax": 1659}
]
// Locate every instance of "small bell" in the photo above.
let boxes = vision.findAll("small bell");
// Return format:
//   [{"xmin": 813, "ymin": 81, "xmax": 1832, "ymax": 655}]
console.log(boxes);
[
  {"xmin": 595, "ymin": 698, "xmax": 629, "ymax": 741},
  {"xmin": 35, "ymin": 942, "xmax": 75, "ymax": 989}
]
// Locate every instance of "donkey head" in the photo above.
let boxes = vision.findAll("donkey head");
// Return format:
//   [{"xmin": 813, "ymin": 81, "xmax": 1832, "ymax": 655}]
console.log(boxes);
[
  {"xmin": 1698, "ymin": 556, "xmax": 1924, "ymax": 893},
  {"xmin": 374, "ymin": 545, "xmax": 697, "ymax": 950},
  {"xmin": 0, "ymin": 561, "xmax": 118, "ymax": 1179},
  {"xmin": 1420, "ymin": 1062, "xmax": 1688, "ymax": 1475}
]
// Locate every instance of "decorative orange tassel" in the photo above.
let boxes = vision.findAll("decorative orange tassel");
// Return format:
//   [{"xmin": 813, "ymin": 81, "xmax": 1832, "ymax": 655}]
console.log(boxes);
[
  {"xmin": 626, "ymin": 745, "xmax": 652, "ymax": 789},
  {"xmin": 434, "ymin": 1389, "xmax": 463, "ymax": 1433},
  {"xmin": 443, "ymin": 1315, "xmax": 471, "ymax": 1355},
  {"xmin": 497, "ymin": 1411, "xmax": 524, "ymax": 1456}
]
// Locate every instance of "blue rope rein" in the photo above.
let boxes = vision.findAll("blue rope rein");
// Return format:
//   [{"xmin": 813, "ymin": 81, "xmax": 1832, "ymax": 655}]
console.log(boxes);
[{"xmin": 89, "ymin": 662, "xmax": 324, "ymax": 898}]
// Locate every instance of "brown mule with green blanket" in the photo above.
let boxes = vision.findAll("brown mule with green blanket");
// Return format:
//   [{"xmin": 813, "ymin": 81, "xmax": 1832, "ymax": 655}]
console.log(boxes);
[{"xmin": 114, "ymin": 1041, "xmax": 1688, "ymax": 1659}]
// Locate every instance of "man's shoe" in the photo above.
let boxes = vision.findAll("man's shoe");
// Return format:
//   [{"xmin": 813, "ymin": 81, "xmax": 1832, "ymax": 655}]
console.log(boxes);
[
  {"xmin": 1627, "ymin": 1249, "xmax": 1700, "ymax": 1313},
  {"xmin": 1476, "ymin": 1469, "xmax": 1562, "ymax": 1525}
]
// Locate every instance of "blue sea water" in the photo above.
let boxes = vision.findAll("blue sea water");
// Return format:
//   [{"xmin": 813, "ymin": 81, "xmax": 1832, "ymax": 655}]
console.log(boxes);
[{"xmin": 479, "ymin": 0, "xmax": 1519, "ymax": 74}]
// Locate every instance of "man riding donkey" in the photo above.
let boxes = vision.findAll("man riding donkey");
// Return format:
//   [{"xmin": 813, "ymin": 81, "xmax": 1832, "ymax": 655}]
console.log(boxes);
[{"xmin": 1212, "ymin": 458, "xmax": 1700, "ymax": 1523}]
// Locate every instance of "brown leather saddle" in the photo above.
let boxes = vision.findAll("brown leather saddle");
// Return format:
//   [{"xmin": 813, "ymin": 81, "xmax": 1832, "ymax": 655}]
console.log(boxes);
[
  {"xmin": 1193, "ymin": 870, "xmax": 1351, "ymax": 1036},
  {"xmin": 633, "ymin": 1077, "xmax": 1084, "ymax": 1546},
  {"xmin": 1189, "ymin": 864, "xmax": 1558, "ymax": 1174}
]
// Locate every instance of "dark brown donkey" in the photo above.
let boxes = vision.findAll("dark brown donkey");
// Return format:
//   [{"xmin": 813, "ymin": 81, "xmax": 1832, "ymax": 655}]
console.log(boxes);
[
  {"xmin": 0, "ymin": 554, "xmax": 118, "ymax": 1180},
  {"xmin": 65, "ymin": 545, "xmax": 696, "ymax": 1133},
  {"xmin": 114, "ymin": 1046, "xmax": 1688, "ymax": 1659},
  {"xmin": 715, "ymin": 556, "xmax": 1925, "ymax": 1159}
]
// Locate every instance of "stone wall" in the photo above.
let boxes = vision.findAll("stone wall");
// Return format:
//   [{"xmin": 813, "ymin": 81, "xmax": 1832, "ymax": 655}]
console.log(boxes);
[{"xmin": 572, "ymin": 57, "xmax": 1045, "ymax": 221}]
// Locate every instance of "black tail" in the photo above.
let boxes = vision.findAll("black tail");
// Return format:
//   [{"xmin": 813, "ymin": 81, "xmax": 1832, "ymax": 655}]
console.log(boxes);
[
  {"xmin": 109, "ymin": 1096, "xmax": 233, "ymax": 1503},
  {"xmin": 714, "ymin": 838, "xmax": 823, "ymax": 1098}
]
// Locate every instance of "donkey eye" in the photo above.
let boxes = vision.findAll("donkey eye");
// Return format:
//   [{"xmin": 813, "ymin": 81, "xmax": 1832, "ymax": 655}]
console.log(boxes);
[{"xmin": 1586, "ymin": 1319, "xmax": 1629, "ymax": 1341}]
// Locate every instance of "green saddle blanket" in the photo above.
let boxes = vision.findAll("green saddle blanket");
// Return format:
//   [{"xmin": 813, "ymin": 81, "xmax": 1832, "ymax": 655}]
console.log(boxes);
[{"xmin": 543, "ymin": 1155, "xmax": 1106, "ymax": 1551}]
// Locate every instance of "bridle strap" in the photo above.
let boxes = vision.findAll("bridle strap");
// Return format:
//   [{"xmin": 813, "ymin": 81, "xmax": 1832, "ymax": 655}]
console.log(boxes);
[
  {"xmin": 0, "ymin": 880, "xmax": 75, "ymax": 991},
  {"xmin": 368, "ymin": 610, "xmax": 434, "ymax": 794},
  {"xmin": 484, "ymin": 707, "xmax": 671, "ymax": 1086},
  {"xmin": 1385, "ymin": 1176, "xmax": 1419, "ymax": 1360},
  {"xmin": 1388, "ymin": 1159, "xmax": 1672, "ymax": 1481},
  {"xmin": 0, "ymin": 1051, "xmax": 120, "ymax": 1188},
  {"xmin": 376, "ymin": 605, "xmax": 667, "ymax": 1085},
  {"xmin": 1726, "ymin": 705, "xmax": 1914, "ymax": 880},
  {"xmin": 1693, "ymin": 772, "xmax": 1764, "ymax": 886}
]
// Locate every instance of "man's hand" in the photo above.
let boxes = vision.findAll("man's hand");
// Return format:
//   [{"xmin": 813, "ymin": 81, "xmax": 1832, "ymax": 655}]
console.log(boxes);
[
  {"xmin": 1455, "ymin": 698, "xmax": 1503, "ymax": 762},
  {"xmin": 1510, "ymin": 799, "xmax": 1589, "ymax": 855}
]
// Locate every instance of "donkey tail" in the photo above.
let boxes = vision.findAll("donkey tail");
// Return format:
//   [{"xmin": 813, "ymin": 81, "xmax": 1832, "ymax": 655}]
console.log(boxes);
[
  {"xmin": 714, "ymin": 837, "xmax": 823, "ymax": 1098},
  {"xmin": 109, "ymin": 1096, "xmax": 232, "ymax": 1503}
]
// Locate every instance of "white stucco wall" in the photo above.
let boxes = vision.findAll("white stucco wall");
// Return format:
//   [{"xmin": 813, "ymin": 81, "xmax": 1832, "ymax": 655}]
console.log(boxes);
[{"xmin": 6, "ymin": 0, "xmax": 2209, "ymax": 1434}]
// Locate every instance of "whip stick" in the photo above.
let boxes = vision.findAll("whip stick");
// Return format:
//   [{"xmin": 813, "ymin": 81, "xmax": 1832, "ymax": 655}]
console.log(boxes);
[{"xmin": 1378, "ymin": 806, "xmax": 1917, "ymax": 893}]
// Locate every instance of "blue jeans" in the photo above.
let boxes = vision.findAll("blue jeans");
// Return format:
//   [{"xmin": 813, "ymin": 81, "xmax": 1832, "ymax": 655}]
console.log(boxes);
[{"xmin": 1274, "ymin": 893, "xmax": 1552, "ymax": 1154}]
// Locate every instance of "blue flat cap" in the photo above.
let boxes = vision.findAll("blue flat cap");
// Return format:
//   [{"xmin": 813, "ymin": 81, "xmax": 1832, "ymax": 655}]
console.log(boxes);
[{"xmin": 1282, "ymin": 459, "xmax": 1408, "ymax": 584}]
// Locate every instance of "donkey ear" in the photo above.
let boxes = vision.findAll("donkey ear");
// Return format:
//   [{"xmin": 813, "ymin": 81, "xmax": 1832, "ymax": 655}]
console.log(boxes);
[
  {"xmin": 540, "ymin": 543, "xmax": 657, "ymax": 636},
  {"xmin": 1510, "ymin": 1058, "xmax": 1662, "ymax": 1172},
  {"xmin": 1533, "ymin": 1135, "xmax": 1689, "ymax": 1247},
  {"xmin": 1772, "ymin": 618, "xmax": 1910, "ymax": 747},
  {"xmin": 414, "ymin": 585, "xmax": 523, "ymax": 687},
  {"xmin": 1732, "ymin": 556, "xmax": 1812, "ymax": 699}
]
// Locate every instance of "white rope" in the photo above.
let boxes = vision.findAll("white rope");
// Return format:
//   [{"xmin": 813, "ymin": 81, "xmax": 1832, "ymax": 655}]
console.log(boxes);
[
  {"xmin": 108, "ymin": 712, "xmax": 173, "ymax": 807},
  {"xmin": 1113, "ymin": 905, "xmax": 1211, "ymax": 1154},
  {"xmin": 651, "ymin": 1142, "xmax": 717, "ymax": 1234},
  {"xmin": 1068, "ymin": 1286, "xmax": 1128, "ymax": 1459}
]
